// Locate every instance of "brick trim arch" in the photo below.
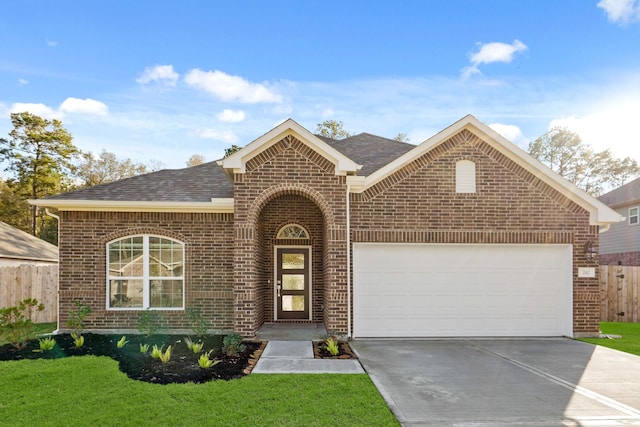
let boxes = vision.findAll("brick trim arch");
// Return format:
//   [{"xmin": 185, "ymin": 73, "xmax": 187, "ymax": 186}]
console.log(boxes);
[
  {"xmin": 246, "ymin": 183, "xmax": 336, "ymax": 229},
  {"xmin": 100, "ymin": 227, "xmax": 188, "ymax": 245}
]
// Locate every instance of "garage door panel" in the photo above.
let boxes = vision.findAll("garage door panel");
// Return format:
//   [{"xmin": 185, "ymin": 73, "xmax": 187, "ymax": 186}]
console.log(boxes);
[{"xmin": 353, "ymin": 244, "xmax": 572, "ymax": 337}]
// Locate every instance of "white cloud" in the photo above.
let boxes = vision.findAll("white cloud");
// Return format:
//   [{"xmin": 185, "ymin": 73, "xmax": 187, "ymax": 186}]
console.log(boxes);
[
  {"xmin": 549, "ymin": 97, "xmax": 640, "ymax": 161},
  {"xmin": 59, "ymin": 97, "xmax": 109, "ymax": 116},
  {"xmin": 598, "ymin": 0, "xmax": 640, "ymax": 24},
  {"xmin": 216, "ymin": 109, "xmax": 246, "ymax": 123},
  {"xmin": 192, "ymin": 128, "xmax": 238, "ymax": 143},
  {"xmin": 462, "ymin": 40, "xmax": 528, "ymax": 79},
  {"xmin": 136, "ymin": 65, "xmax": 179, "ymax": 87},
  {"xmin": 488, "ymin": 123, "xmax": 526, "ymax": 145},
  {"xmin": 46, "ymin": 39, "xmax": 58, "ymax": 47},
  {"xmin": 9, "ymin": 103, "xmax": 57, "ymax": 119},
  {"xmin": 18, "ymin": 78, "xmax": 29, "ymax": 86},
  {"xmin": 184, "ymin": 69, "xmax": 282, "ymax": 103}
]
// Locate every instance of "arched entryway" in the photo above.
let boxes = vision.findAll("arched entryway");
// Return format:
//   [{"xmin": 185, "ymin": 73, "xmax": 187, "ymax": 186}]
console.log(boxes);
[{"xmin": 256, "ymin": 194, "xmax": 325, "ymax": 324}]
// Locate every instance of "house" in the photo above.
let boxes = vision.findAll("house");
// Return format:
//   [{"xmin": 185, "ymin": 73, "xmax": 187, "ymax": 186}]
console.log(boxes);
[
  {"xmin": 30, "ymin": 115, "xmax": 622, "ymax": 338},
  {"xmin": 0, "ymin": 221, "xmax": 58, "ymax": 266},
  {"xmin": 598, "ymin": 177, "xmax": 640, "ymax": 266}
]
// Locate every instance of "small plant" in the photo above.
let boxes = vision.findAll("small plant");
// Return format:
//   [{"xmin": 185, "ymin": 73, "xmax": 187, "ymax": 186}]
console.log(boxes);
[
  {"xmin": 186, "ymin": 308, "xmax": 210, "ymax": 337},
  {"xmin": 197, "ymin": 350, "xmax": 220, "ymax": 369},
  {"xmin": 66, "ymin": 300, "xmax": 91, "ymax": 339},
  {"xmin": 116, "ymin": 336, "xmax": 129, "ymax": 348},
  {"xmin": 139, "ymin": 343, "xmax": 150, "ymax": 354},
  {"xmin": 0, "ymin": 298, "xmax": 45, "ymax": 349},
  {"xmin": 184, "ymin": 337, "xmax": 204, "ymax": 353},
  {"xmin": 71, "ymin": 332, "xmax": 84, "ymax": 348},
  {"xmin": 137, "ymin": 309, "xmax": 163, "ymax": 336},
  {"xmin": 325, "ymin": 336, "xmax": 340, "ymax": 356},
  {"xmin": 222, "ymin": 333, "xmax": 246, "ymax": 357},
  {"xmin": 38, "ymin": 336, "xmax": 56, "ymax": 351},
  {"xmin": 158, "ymin": 345, "xmax": 172, "ymax": 364},
  {"xmin": 150, "ymin": 344, "xmax": 164, "ymax": 359}
]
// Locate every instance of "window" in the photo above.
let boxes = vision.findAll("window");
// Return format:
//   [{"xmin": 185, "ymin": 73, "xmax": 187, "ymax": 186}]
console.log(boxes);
[
  {"xmin": 277, "ymin": 224, "xmax": 309, "ymax": 239},
  {"xmin": 107, "ymin": 235, "xmax": 184, "ymax": 309},
  {"xmin": 630, "ymin": 207, "xmax": 639, "ymax": 225},
  {"xmin": 456, "ymin": 160, "xmax": 476, "ymax": 193}
]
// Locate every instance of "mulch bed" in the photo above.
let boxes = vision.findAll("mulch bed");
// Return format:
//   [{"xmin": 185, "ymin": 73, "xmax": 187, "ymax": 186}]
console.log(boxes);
[
  {"xmin": 0, "ymin": 333, "xmax": 265, "ymax": 385},
  {"xmin": 313, "ymin": 340, "xmax": 357, "ymax": 359}
]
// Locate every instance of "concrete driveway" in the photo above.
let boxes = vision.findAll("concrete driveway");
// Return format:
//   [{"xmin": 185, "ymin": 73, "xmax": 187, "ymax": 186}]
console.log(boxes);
[{"xmin": 351, "ymin": 339, "xmax": 640, "ymax": 426}]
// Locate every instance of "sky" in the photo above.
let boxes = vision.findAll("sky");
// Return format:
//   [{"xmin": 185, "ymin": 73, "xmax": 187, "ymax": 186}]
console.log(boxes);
[{"xmin": 1, "ymin": 0, "xmax": 640, "ymax": 171}]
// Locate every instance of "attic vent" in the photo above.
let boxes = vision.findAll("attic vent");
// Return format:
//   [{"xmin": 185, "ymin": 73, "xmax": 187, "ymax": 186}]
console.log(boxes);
[
  {"xmin": 456, "ymin": 160, "xmax": 476, "ymax": 193},
  {"xmin": 277, "ymin": 224, "xmax": 309, "ymax": 239}
]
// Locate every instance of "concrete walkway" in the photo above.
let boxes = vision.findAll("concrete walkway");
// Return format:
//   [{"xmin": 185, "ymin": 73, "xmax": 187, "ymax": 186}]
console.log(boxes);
[{"xmin": 252, "ymin": 340, "xmax": 364, "ymax": 374}]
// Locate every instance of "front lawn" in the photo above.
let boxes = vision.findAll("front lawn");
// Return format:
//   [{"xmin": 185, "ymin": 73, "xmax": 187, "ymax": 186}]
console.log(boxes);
[
  {"xmin": 0, "ymin": 355, "xmax": 398, "ymax": 426},
  {"xmin": 578, "ymin": 322, "xmax": 640, "ymax": 356}
]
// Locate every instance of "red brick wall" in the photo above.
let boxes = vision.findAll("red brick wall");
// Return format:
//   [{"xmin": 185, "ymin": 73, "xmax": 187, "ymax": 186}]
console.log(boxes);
[
  {"xmin": 232, "ymin": 135, "xmax": 348, "ymax": 337},
  {"xmin": 600, "ymin": 252, "xmax": 640, "ymax": 266},
  {"xmin": 351, "ymin": 129, "xmax": 600, "ymax": 336},
  {"xmin": 57, "ymin": 211, "xmax": 234, "ymax": 332}
]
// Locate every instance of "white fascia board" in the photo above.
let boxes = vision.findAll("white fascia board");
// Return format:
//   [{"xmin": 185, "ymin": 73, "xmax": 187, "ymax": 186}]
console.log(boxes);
[
  {"xmin": 28, "ymin": 198, "xmax": 235, "ymax": 213},
  {"xmin": 353, "ymin": 114, "xmax": 623, "ymax": 226},
  {"xmin": 218, "ymin": 118, "xmax": 361, "ymax": 175}
]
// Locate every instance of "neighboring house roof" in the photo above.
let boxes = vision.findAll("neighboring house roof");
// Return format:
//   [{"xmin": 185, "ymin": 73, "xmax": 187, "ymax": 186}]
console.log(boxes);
[
  {"xmin": 30, "ymin": 115, "xmax": 623, "ymax": 226},
  {"xmin": 599, "ymin": 177, "xmax": 640, "ymax": 208},
  {"xmin": 0, "ymin": 221, "xmax": 58, "ymax": 263}
]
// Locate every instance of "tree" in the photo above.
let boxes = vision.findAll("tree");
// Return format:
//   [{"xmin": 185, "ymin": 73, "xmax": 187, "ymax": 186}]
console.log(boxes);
[
  {"xmin": 0, "ymin": 178, "xmax": 30, "ymax": 232},
  {"xmin": 528, "ymin": 127, "xmax": 639, "ymax": 196},
  {"xmin": 186, "ymin": 154, "xmax": 206, "ymax": 167},
  {"xmin": 315, "ymin": 120, "xmax": 353, "ymax": 140},
  {"xmin": 146, "ymin": 158, "xmax": 166, "ymax": 172},
  {"xmin": 224, "ymin": 145, "xmax": 242, "ymax": 158},
  {"xmin": 394, "ymin": 132, "xmax": 410, "ymax": 142},
  {"xmin": 76, "ymin": 150, "xmax": 147, "ymax": 187},
  {"xmin": 0, "ymin": 112, "xmax": 79, "ymax": 237}
]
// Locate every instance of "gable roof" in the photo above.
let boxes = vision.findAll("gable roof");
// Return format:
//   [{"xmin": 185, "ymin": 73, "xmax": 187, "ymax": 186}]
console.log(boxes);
[
  {"xmin": 347, "ymin": 114, "xmax": 622, "ymax": 226},
  {"xmin": 0, "ymin": 222, "xmax": 58, "ymax": 263},
  {"xmin": 219, "ymin": 118, "xmax": 361, "ymax": 175},
  {"xmin": 599, "ymin": 177, "xmax": 640, "ymax": 208}
]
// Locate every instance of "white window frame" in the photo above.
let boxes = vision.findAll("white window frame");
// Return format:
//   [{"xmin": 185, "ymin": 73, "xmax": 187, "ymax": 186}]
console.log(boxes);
[
  {"xmin": 106, "ymin": 235, "xmax": 185, "ymax": 310},
  {"xmin": 630, "ymin": 207, "xmax": 639, "ymax": 225},
  {"xmin": 456, "ymin": 160, "xmax": 476, "ymax": 193},
  {"xmin": 276, "ymin": 224, "xmax": 310, "ymax": 239}
]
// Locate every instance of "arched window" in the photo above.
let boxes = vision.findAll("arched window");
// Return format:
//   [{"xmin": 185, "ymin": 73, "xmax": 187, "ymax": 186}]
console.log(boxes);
[
  {"xmin": 107, "ymin": 235, "xmax": 184, "ymax": 309},
  {"xmin": 277, "ymin": 224, "xmax": 309, "ymax": 239},
  {"xmin": 456, "ymin": 160, "xmax": 476, "ymax": 193}
]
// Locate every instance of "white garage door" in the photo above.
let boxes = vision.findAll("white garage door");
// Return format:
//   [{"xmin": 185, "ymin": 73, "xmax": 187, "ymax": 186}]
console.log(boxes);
[{"xmin": 353, "ymin": 243, "xmax": 573, "ymax": 338}]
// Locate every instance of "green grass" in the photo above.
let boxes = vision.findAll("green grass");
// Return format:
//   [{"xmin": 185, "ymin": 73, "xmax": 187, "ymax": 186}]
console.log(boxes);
[
  {"xmin": 0, "ymin": 356, "xmax": 398, "ymax": 426},
  {"xmin": 579, "ymin": 322, "xmax": 640, "ymax": 356}
]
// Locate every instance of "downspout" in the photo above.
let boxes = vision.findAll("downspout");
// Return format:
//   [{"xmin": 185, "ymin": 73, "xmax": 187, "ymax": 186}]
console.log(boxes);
[
  {"xmin": 44, "ymin": 208, "xmax": 61, "ymax": 334},
  {"xmin": 346, "ymin": 183, "xmax": 352, "ymax": 340}
]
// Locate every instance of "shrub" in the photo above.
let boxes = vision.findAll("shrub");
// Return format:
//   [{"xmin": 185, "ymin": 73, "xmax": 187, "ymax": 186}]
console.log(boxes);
[
  {"xmin": 222, "ymin": 333, "xmax": 246, "ymax": 357},
  {"xmin": 184, "ymin": 337, "xmax": 204, "ymax": 353},
  {"xmin": 186, "ymin": 308, "xmax": 209, "ymax": 337},
  {"xmin": 66, "ymin": 300, "xmax": 91, "ymax": 338},
  {"xmin": 0, "ymin": 298, "xmax": 45, "ymax": 349},
  {"xmin": 116, "ymin": 336, "xmax": 129, "ymax": 348},
  {"xmin": 325, "ymin": 336, "xmax": 340, "ymax": 356},
  {"xmin": 198, "ymin": 350, "xmax": 220, "ymax": 369},
  {"xmin": 71, "ymin": 333, "xmax": 84, "ymax": 348},
  {"xmin": 158, "ymin": 345, "xmax": 172, "ymax": 364},
  {"xmin": 137, "ymin": 310, "xmax": 163, "ymax": 336},
  {"xmin": 38, "ymin": 336, "xmax": 56, "ymax": 351}
]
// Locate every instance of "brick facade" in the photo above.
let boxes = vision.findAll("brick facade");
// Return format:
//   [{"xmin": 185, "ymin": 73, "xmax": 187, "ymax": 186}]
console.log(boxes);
[
  {"xmin": 600, "ymin": 252, "xmax": 640, "ymax": 266},
  {"xmin": 55, "ymin": 126, "xmax": 601, "ymax": 337},
  {"xmin": 350, "ymin": 129, "xmax": 600, "ymax": 335},
  {"xmin": 58, "ymin": 211, "xmax": 234, "ymax": 332}
]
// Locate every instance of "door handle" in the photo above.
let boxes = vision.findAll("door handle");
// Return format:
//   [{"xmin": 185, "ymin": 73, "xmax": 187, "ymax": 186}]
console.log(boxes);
[{"xmin": 277, "ymin": 285, "xmax": 281, "ymax": 297}]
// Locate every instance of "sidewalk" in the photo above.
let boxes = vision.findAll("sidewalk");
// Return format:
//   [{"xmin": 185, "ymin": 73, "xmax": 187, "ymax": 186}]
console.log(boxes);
[{"xmin": 252, "ymin": 341, "xmax": 364, "ymax": 374}]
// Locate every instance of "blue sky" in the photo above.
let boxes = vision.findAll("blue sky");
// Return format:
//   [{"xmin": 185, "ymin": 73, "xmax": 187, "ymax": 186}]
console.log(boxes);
[{"xmin": 1, "ymin": 0, "xmax": 640, "ymax": 170}]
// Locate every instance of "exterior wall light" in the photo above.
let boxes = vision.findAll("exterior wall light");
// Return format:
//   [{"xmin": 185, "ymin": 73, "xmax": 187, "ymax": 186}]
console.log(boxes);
[{"xmin": 584, "ymin": 240, "xmax": 597, "ymax": 261}]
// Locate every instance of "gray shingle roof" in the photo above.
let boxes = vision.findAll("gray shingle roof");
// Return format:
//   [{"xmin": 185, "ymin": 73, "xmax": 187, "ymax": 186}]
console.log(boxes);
[
  {"xmin": 44, "ymin": 132, "xmax": 414, "ymax": 203},
  {"xmin": 599, "ymin": 177, "xmax": 640, "ymax": 207},
  {"xmin": 0, "ymin": 222, "xmax": 58, "ymax": 262},
  {"xmin": 326, "ymin": 133, "xmax": 416, "ymax": 176},
  {"xmin": 46, "ymin": 161, "xmax": 233, "ymax": 202}
]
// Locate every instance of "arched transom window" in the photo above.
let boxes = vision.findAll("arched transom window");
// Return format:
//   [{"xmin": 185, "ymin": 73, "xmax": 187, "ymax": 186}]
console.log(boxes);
[
  {"xmin": 107, "ymin": 235, "xmax": 184, "ymax": 310},
  {"xmin": 277, "ymin": 224, "xmax": 309, "ymax": 239}
]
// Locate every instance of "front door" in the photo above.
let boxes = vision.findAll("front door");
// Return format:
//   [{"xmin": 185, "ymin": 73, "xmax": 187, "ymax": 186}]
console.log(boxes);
[{"xmin": 276, "ymin": 247, "xmax": 310, "ymax": 320}]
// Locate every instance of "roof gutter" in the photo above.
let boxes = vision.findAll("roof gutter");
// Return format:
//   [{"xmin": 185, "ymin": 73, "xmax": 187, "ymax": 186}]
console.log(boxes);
[{"xmin": 28, "ymin": 198, "xmax": 235, "ymax": 213}]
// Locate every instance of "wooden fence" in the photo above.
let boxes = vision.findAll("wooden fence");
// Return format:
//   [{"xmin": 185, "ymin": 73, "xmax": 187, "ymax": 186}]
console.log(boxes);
[
  {"xmin": 601, "ymin": 265, "xmax": 640, "ymax": 323},
  {"xmin": 0, "ymin": 265, "xmax": 58, "ymax": 323}
]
